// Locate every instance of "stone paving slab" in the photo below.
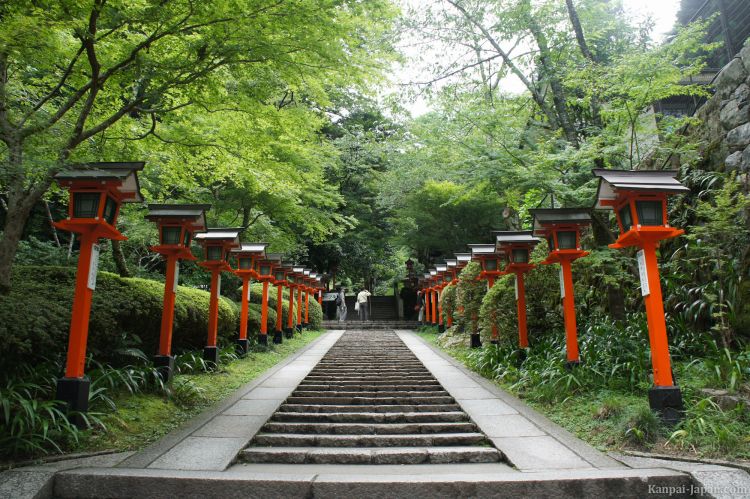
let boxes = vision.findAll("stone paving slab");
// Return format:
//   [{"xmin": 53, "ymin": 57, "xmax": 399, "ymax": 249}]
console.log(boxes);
[
  {"xmin": 397, "ymin": 331, "xmax": 623, "ymax": 471},
  {"xmin": 117, "ymin": 330, "xmax": 343, "ymax": 471}
]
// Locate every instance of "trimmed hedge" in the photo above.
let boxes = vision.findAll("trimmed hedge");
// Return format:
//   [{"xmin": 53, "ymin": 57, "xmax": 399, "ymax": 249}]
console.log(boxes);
[{"xmin": 0, "ymin": 266, "xmax": 238, "ymax": 370}]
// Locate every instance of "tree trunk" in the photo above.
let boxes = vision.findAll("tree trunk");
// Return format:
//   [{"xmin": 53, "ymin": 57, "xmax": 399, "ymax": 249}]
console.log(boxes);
[
  {"xmin": 0, "ymin": 190, "xmax": 44, "ymax": 293},
  {"xmin": 564, "ymin": 0, "xmax": 603, "ymax": 131},
  {"xmin": 591, "ymin": 211, "xmax": 626, "ymax": 320},
  {"xmin": 525, "ymin": 4, "xmax": 579, "ymax": 147},
  {"xmin": 44, "ymin": 200, "xmax": 61, "ymax": 247},
  {"xmin": 111, "ymin": 239, "xmax": 131, "ymax": 277}
]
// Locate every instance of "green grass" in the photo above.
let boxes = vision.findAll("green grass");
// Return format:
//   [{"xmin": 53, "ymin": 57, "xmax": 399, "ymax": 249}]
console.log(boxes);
[
  {"xmin": 418, "ymin": 329, "xmax": 750, "ymax": 461},
  {"xmin": 77, "ymin": 332, "xmax": 323, "ymax": 454}
]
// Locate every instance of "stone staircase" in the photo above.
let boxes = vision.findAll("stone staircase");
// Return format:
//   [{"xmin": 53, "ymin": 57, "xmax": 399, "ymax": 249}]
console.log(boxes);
[
  {"xmin": 321, "ymin": 320, "xmax": 420, "ymax": 330},
  {"xmin": 240, "ymin": 330, "xmax": 502, "ymax": 465}
]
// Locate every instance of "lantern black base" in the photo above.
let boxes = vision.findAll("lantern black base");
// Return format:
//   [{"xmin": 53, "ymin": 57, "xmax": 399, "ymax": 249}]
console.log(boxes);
[
  {"xmin": 438, "ymin": 324, "xmax": 445, "ymax": 334},
  {"xmin": 153, "ymin": 355, "xmax": 175, "ymax": 382},
  {"xmin": 565, "ymin": 360, "xmax": 581, "ymax": 370},
  {"xmin": 648, "ymin": 386, "xmax": 684, "ymax": 426},
  {"xmin": 235, "ymin": 339, "xmax": 249, "ymax": 357},
  {"xmin": 295, "ymin": 324, "xmax": 303, "ymax": 333},
  {"xmin": 274, "ymin": 331, "xmax": 283, "ymax": 344},
  {"xmin": 518, "ymin": 348, "xmax": 528, "ymax": 362},
  {"xmin": 203, "ymin": 346, "xmax": 219, "ymax": 366},
  {"xmin": 257, "ymin": 334, "xmax": 268, "ymax": 346},
  {"xmin": 55, "ymin": 377, "xmax": 90, "ymax": 428},
  {"xmin": 287, "ymin": 328, "xmax": 296, "ymax": 338},
  {"xmin": 490, "ymin": 339, "xmax": 499, "ymax": 345},
  {"xmin": 470, "ymin": 333, "xmax": 482, "ymax": 348}
]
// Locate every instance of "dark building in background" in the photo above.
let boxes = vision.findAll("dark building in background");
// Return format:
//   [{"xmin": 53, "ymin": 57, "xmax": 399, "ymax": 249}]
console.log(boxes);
[{"xmin": 654, "ymin": 0, "xmax": 750, "ymax": 120}]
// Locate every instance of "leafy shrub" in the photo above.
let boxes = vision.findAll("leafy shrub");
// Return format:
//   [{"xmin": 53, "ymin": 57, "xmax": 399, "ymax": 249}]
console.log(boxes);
[
  {"xmin": 454, "ymin": 261, "xmax": 484, "ymax": 334},
  {"xmin": 478, "ymin": 275, "xmax": 516, "ymax": 344},
  {"xmin": 623, "ymin": 406, "xmax": 662, "ymax": 445},
  {"xmin": 0, "ymin": 266, "xmax": 238, "ymax": 370}
]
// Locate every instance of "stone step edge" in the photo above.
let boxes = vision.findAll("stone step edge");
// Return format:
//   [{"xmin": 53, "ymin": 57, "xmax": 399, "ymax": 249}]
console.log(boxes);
[
  {"xmin": 239, "ymin": 446, "xmax": 502, "ymax": 465},
  {"xmin": 53, "ymin": 466, "xmax": 693, "ymax": 498}
]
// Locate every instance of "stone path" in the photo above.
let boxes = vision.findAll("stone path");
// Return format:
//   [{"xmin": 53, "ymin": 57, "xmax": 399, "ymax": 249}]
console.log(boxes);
[
  {"xmin": 241, "ymin": 330, "xmax": 502, "ymax": 464},
  {"xmin": 30, "ymin": 329, "xmax": 718, "ymax": 498}
]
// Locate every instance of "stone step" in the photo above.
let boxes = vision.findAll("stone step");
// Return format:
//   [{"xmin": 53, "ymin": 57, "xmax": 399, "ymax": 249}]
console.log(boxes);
[
  {"xmin": 296, "ymin": 384, "xmax": 443, "ymax": 392},
  {"xmin": 261, "ymin": 422, "xmax": 477, "ymax": 435},
  {"xmin": 252, "ymin": 433, "xmax": 488, "ymax": 447},
  {"xmin": 291, "ymin": 391, "xmax": 450, "ymax": 398},
  {"xmin": 284, "ymin": 396, "xmax": 455, "ymax": 405},
  {"xmin": 297, "ymin": 380, "xmax": 441, "ymax": 386},
  {"xmin": 303, "ymin": 375, "xmax": 436, "ymax": 382},
  {"xmin": 278, "ymin": 404, "xmax": 462, "ymax": 413},
  {"xmin": 240, "ymin": 446, "xmax": 502, "ymax": 465},
  {"xmin": 271, "ymin": 411, "xmax": 470, "ymax": 423}
]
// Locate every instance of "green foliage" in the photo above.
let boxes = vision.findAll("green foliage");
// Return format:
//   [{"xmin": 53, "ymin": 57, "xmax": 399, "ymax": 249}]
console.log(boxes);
[
  {"xmin": 0, "ymin": 266, "xmax": 238, "ymax": 370},
  {"xmin": 454, "ymin": 262, "xmax": 485, "ymax": 334},
  {"xmin": 623, "ymin": 406, "xmax": 663, "ymax": 445},
  {"xmin": 440, "ymin": 284, "xmax": 457, "ymax": 324},
  {"xmin": 478, "ymin": 275, "xmax": 517, "ymax": 343}
]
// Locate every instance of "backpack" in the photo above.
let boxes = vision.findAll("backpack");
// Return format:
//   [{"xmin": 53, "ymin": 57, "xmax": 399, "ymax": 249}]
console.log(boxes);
[{"xmin": 335, "ymin": 295, "xmax": 342, "ymax": 306}]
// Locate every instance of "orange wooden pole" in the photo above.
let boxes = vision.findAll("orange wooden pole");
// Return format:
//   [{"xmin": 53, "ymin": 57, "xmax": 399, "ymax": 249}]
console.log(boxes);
[
  {"xmin": 206, "ymin": 269, "xmax": 221, "ymax": 348},
  {"xmin": 296, "ymin": 286, "xmax": 303, "ymax": 327},
  {"xmin": 238, "ymin": 276, "xmax": 250, "ymax": 342},
  {"xmin": 158, "ymin": 253, "xmax": 178, "ymax": 356},
  {"xmin": 317, "ymin": 290, "xmax": 322, "ymax": 305},
  {"xmin": 287, "ymin": 285, "xmax": 295, "ymax": 330},
  {"xmin": 424, "ymin": 290, "xmax": 431, "ymax": 322},
  {"xmin": 64, "ymin": 232, "xmax": 96, "ymax": 378},
  {"xmin": 437, "ymin": 288, "xmax": 443, "ymax": 327},
  {"xmin": 516, "ymin": 272, "xmax": 529, "ymax": 349},
  {"xmin": 642, "ymin": 242, "xmax": 675, "ymax": 386},
  {"xmin": 260, "ymin": 280, "xmax": 269, "ymax": 337},
  {"xmin": 276, "ymin": 284, "xmax": 283, "ymax": 332},
  {"xmin": 560, "ymin": 258, "xmax": 580, "ymax": 363},
  {"xmin": 431, "ymin": 290, "xmax": 437, "ymax": 324},
  {"xmin": 304, "ymin": 289, "xmax": 310, "ymax": 324}
]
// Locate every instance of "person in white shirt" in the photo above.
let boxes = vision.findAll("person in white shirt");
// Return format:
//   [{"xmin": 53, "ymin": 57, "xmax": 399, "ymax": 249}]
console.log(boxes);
[{"xmin": 356, "ymin": 288, "xmax": 372, "ymax": 322}]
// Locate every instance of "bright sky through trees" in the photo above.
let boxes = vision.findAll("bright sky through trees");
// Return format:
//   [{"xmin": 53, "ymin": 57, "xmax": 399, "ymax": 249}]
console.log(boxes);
[{"xmin": 394, "ymin": 0, "xmax": 681, "ymax": 115}]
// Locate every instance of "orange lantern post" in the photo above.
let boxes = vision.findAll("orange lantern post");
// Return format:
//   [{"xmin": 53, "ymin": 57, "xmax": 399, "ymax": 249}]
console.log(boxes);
[
  {"xmin": 444, "ymin": 259, "xmax": 458, "ymax": 328},
  {"xmin": 495, "ymin": 231, "xmax": 541, "ymax": 352},
  {"xmin": 284, "ymin": 269, "xmax": 299, "ymax": 342},
  {"xmin": 435, "ymin": 264, "xmax": 449, "ymax": 333},
  {"xmin": 229, "ymin": 243, "xmax": 267, "ymax": 352},
  {"xmin": 428, "ymin": 269, "xmax": 439, "ymax": 327},
  {"xmin": 294, "ymin": 266, "xmax": 305, "ymax": 334},
  {"xmin": 593, "ymin": 169, "xmax": 688, "ymax": 423},
  {"xmin": 302, "ymin": 270, "xmax": 312, "ymax": 328},
  {"xmin": 469, "ymin": 244, "xmax": 508, "ymax": 346},
  {"xmin": 531, "ymin": 209, "xmax": 592, "ymax": 367},
  {"xmin": 254, "ymin": 254, "xmax": 281, "ymax": 348},
  {"xmin": 422, "ymin": 274, "xmax": 432, "ymax": 324},
  {"xmin": 52, "ymin": 162, "xmax": 144, "ymax": 423},
  {"xmin": 272, "ymin": 264, "xmax": 290, "ymax": 344},
  {"xmin": 194, "ymin": 228, "xmax": 242, "ymax": 364},
  {"xmin": 146, "ymin": 204, "xmax": 210, "ymax": 380}
]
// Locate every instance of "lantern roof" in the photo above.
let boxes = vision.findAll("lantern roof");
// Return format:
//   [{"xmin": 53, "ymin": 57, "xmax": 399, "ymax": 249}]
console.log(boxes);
[
  {"xmin": 145, "ymin": 204, "xmax": 210, "ymax": 231},
  {"xmin": 529, "ymin": 208, "xmax": 592, "ymax": 232},
  {"xmin": 494, "ymin": 230, "xmax": 541, "ymax": 246},
  {"xmin": 265, "ymin": 253, "xmax": 283, "ymax": 262},
  {"xmin": 230, "ymin": 242, "xmax": 268, "ymax": 255},
  {"xmin": 429, "ymin": 269, "xmax": 437, "ymax": 276},
  {"xmin": 310, "ymin": 272, "xmax": 318, "ymax": 278},
  {"xmin": 446, "ymin": 259, "xmax": 458, "ymax": 267},
  {"xmin": 435, "ymin": 263, "xmax": 448, "ymax": 272},
  {"xmin": 292, "ymin": 266, "xmax": 305, "ymax": 273},
  {"xmin": 424, "ymin": 273, "xmax": 432, "ymax": 279},
  {"xmin": 193, "ymin": 227, "xmax": 243, "ymax": 245},
  {"xmin": 592, "ymin": 169, "xmax": 688, "ymax": 209},
  {"xmin": 468, "ymin": 243, "xmax": 497, "ymax": 257},
  {"xmin": 303, "ymin": 269, "xmax": 311, "ymax": 276},
  {"xmin": 55, "ymin": 162, "xmax": 145, "ymax": 202},
  {"xmin": 455, "ymin": 253, "xmax": 472, "ymax": 263}
]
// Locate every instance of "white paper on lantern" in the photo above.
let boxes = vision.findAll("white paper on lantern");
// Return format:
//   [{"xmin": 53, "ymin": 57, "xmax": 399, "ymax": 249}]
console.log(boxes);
[
  {"xmin": 87, "ymin": 244, "xmax": 100, "ymax": 290},
  {"xmin": 559, "ymin": 266, "xmax": 565, "ymax": 299},
  {"xmin": 217, "ymin": 274, "xmax": 222, "ymax": 295},
  {"xmin": 247, "ymin": 282, "xmax": 251, "ymax": 301},
  {"xmin": 173, "ymin": 261, "xmax": 180, "ymax": 293},
  {"xmin": 514, "ymin": 277, "xmax": 518, "ymax": 300},
  {"xmin": 637, "ymin": 249, "xmax": 650, "ymax": 297}
]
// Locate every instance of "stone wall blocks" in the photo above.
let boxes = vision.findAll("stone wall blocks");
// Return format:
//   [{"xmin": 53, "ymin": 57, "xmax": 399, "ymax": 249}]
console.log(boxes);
[
  {"xmin": 742, "ymin": 144, "xmax": 750, "ymax": 172},
  {"xmin": 725, "ymin": 150, "xmax": 743, "ymax": 172},
  {"xmin": 740, "ymin": 43, "xmax": 750, "ymax": 74},
  {"xmin": 716, "ymin": 58, "xmax": 748, "ymax": 99},
  {"xmin": 727, "ymin": 122, "xmax": 750, "ymax": 150},
  {"xmin": 720, "ymin": 98, "xmax": 750, "ymax": 130}
]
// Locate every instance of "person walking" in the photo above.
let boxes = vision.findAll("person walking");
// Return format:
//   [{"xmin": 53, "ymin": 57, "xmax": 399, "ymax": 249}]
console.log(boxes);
[
  {"xmin": 336, "ymin": 287, "xmax": 347, "ymax": 322},
  {"xmin": 356, "ymin": 288, "xmax": 372, "ymax": 322},
  {"xmin": 417, "ymin": 290, "xmax": 425, "ymax": 325}
]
